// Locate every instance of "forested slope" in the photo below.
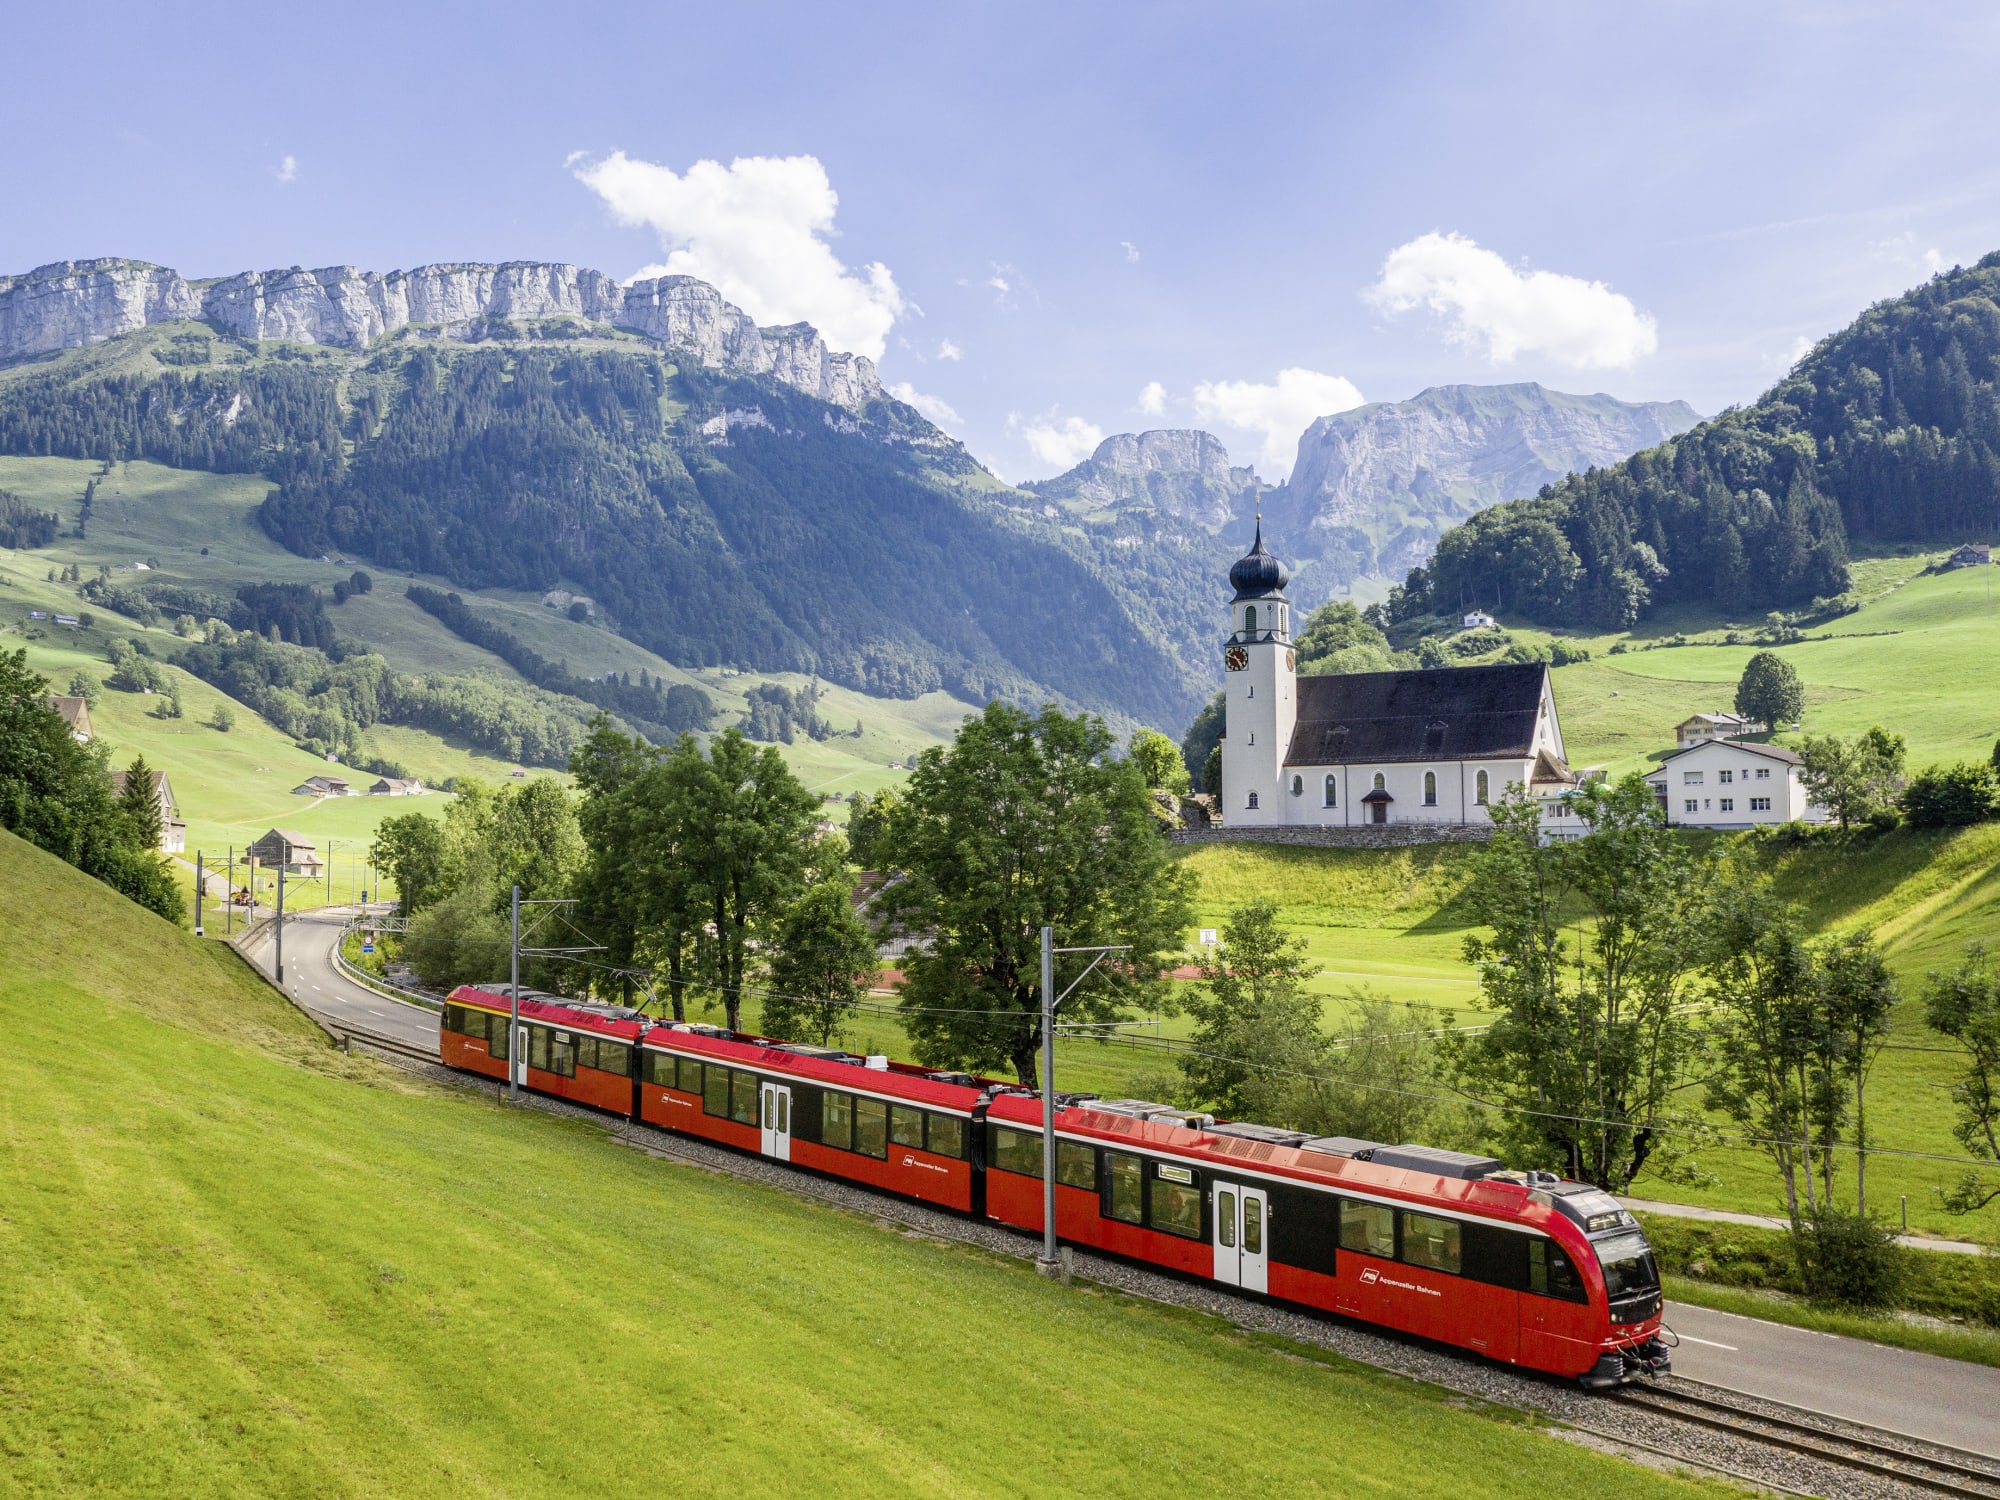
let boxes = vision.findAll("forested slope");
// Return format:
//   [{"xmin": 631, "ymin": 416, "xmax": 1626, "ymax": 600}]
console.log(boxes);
[{"xmin": 1396, "ymin": 252, "xmax": 2000, "ymax": 629}]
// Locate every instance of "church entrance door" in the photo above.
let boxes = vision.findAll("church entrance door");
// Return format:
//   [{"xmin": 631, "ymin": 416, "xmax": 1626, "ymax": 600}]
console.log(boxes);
[{"xmin": 1370, "ymin": 802, "xmax": 1387, "ymax": 825}]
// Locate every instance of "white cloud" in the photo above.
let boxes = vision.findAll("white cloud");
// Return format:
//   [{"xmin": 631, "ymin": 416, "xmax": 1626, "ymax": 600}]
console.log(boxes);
[
  {"xmin": 1365, "ymin": 231, "xmax": 1657, "ymax": 369},
  {"xmin": 573, "ymin": 150, "xmax": 904, "ymax": 360},
  {"xmin": 888, "ymin": 381, "xmax": 962, "ymax": 428},
  {"xmin": 275, "ymin": 155, "xmax": 298, "ymax": 184},
  {"xmin": 1012, "ymin": 411, "xmax": 1104, "ymax": 469},
  {"xmin": 937, "ymin": 338, "xmax": 963, "ymax": 362},
  {"xmin": 1137, "ymin": 381, "xmax": 1167, "ymax": 416},
  {"xmin": 1192, "ymin": 368, "xmax": 1365, "ymax": 476},
  {"xmin": 1121, "ymin": 241, "xmax": 1140, "ymax": 263}
]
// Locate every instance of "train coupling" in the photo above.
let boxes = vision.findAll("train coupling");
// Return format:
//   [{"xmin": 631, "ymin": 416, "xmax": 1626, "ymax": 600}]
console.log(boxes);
[{"xmin": 1580, "ymin": 1336, "xmax": 1673, "ymax": 1390}]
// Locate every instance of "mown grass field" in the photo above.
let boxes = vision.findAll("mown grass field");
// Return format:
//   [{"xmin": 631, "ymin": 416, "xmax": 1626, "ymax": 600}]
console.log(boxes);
[{"xmin": 0, "ymin": 827, "xmax": 1743, "ymax": 1500}]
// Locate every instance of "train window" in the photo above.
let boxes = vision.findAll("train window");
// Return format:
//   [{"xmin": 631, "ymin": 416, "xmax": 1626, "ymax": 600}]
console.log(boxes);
[
  {"xmin": 822, "ymin": 1091, "xmax": 854, "ymax": 1150},
  {"xmin": 644, "ymin": 1051, "xmax": 671, "ymax": 1087},
  {"xmin": 889, "ymin": 1105, "xmax": 925, "ymax": 1150},
  {"xmin": 1461, "ymin": 1223, "xmax": 1528, "ymax": 1290},
  {"xmin": 1399, "ymin": 1211, "xmax": 1460, "ymax": 1274},
  {"xmin": 576, "ymin": 1037, "xmax": 600, "ymax": 1072},
  {"xmin": 593, "ymin": 1040, "xmax": 631, "ymax": 1078},
  {"xmin": 1268, "ymin": 1184, "xmax": 1339, "ymax": 1277},
  {"xmin": 1218, "ymin": 1190, "xmax": 1236, "ymax": 1248},
  {"xmin": 1147, "ymin": 1168, "xmax": 1203, "ymax": 1239},
  {"xmin": 854, "ymin": 1098, "xmax": 888, "ymax": 1159},
  {"xmin": 1105, "ymin": 1152, "xmax": 1143, "ymax": 1224},
  {"xmin": 991, "ymin": 1126, "xmax": 1042, "ymax": 1177},
  {"xmin": 677, "ymin": 1055, "xmax": 703, "ymax": 1094},
  {"xmin": 730, "ymin": 1071, "xmax": 759, "ymax": 1125},
  {"xmin": 1242, "ymin": 1194, "xmax": 1262, "ymax": 1256},
  {"xmin": 444, "ymin": 1004, "xmax": 467, "ymax": 1035},
  {"xmin": 489, "ymin": 1021, "xmax": 509, "ymax": 1063},
  {"xmin": 927, "ymin": 1114, "xmax": 966, "ymax": 1160},
  {"xmin": 1527, "ymin": 1238, "xmax": 1589, "ymax": 1304},
  {"xmin": 703, "ymin": 1064, "xmax": 731, "ymax": 1118},
  {"xmin": 550, "ymin": 1033, "xmax": 577, "ymax": 1079},
  {"xmin": 1056, "ymin": 1141, "xmax": 1096, "ymax": 1190},
  {"xmin": 527, "ymin": 1026, "xmax": 551, "ymax": 1073},
  {"xmin": 1339, "ymin": 1200, "xmax": 1396, "ymax": 1259}
]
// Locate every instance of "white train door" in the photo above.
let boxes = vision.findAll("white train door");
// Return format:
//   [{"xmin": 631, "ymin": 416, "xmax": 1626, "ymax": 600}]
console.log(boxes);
[
  {"xmin": 761, "ymin": 1082, "xmax": 792, "ymax": 1161},
  {"xmin": 1212, "ymin": 1183, "xmax": 1270, "ymax": 1293}
]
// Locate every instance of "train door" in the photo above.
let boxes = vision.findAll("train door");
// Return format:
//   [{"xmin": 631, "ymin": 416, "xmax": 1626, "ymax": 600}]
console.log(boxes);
[
  {"xmin": 760, "ymin": 1082, "xmax": 792, "ymax": 1161},
  {"xmin": 513, "ymin": 1025, "xmax": 527, "ymax": 1089},
  {"xmin": 1212, "ymin": 1183, "xmax": 1270, "ymax": 1293}
]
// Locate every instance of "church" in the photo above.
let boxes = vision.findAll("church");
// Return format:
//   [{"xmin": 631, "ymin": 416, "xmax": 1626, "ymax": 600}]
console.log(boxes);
[{"xmin": 1220, "ymin": 523, "xmax": 1575, "ymax": 829}]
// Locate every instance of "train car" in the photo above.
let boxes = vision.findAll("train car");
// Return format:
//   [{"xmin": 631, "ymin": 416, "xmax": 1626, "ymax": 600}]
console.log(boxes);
[
  {"xmin": 635, "ymin": 1024, "xmax": 995, "ymax": 1213},
  {"xmin": 442, "ymin": 986, "xmax": 648, "ymax": 1116},
  {"xmin": 981, "ymin": 1092, "xmax": 1668, "ymax": 1387}
]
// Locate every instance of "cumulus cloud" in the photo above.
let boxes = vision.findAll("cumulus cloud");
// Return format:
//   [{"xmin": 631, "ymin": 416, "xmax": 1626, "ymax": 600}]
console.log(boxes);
[
  {"xmin": 1012, "ymin": 412, "xmax": 1104, "ymax": 470},
  {"xmin": 1121, "ymin": 241, "xmax": 1140, "ymax": 263},
  {"xmin": 573, "ymin": 151, "xmax": 904, "ymax": 360},
  {"xmin": 1365, "ymin": 231, "xmax": 1657, "ymax": 369},
  {"xmin": 937, "ymin": 338, "xmax": 963, "ymax": 362},
  {"xmin": 275, "ymin": 155, "xmax": 298, "ymax": 184},
  {"xmin": 1137, "ymin": 381, "xmax": 1167, "ymax": 416},
  {"xmin": 1192, "ymin": 368, "xmax": 1365, "ymax": 476},
  {"xmin": 888, "ymin": 381, "xmax": 962, "ymax": 428}
]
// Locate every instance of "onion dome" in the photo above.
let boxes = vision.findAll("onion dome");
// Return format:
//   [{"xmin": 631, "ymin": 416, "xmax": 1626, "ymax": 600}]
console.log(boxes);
[{"xmin": 1229, "ymin": 516, "xmax": 1290, "ymax": 600}]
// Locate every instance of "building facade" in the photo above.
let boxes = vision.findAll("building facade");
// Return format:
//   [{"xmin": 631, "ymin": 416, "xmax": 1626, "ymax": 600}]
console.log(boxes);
[
  {"xmin": 1645, "ymin": 740, "xmax": 1824, "ymax": 829},
  {"xmin": 1674, "ymin": 711, "xmax": 1763, "ymax": 748},
  {"xmin": 109, "ymin": 767, "xmax": 185, "ymax": 853},
  {"xmin": 1220, "ymin": 526, "xmax": 1573, "ymax": 828}
]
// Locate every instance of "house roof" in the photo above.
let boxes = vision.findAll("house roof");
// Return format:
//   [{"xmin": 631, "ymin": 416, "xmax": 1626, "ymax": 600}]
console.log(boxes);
[
  {"xmin": 1677, "ymin": 711, "xmax": 1752, "ymax": 728},
  {"xmin": 45, "ymin": 695, "xmax": 91, "ymax": 731},
  {"xmin": 109, "ymin": 768, "xmax": 171, "ymax": 802},
  {"xmin": 1283, "ymin": 662, "xmax": 1549, "ymax": 767},
  {"xmin": 1647, "ymin": 740, "xmax": 1804, "ymax": 774},
  {"xmin": 252, "ymin": 828, "xmax": 322, "ymax": 854}
]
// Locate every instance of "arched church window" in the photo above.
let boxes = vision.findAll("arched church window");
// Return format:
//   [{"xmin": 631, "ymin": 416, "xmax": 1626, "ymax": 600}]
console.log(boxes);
[
  {"xmin": 1424, "ymin": 771, "xmax": 1438, "ymax": 806},
  {"xmin": 1291, "ymin": 775, "xmax": 1303, "ymax": 796},
  {"xmin": 1372, "ymin": 772, "xmax": 1386, "ymax": 792},
  {"xmin": 1247, "ymin": 791, "xmax": 1260, "ymax": 810},
  {"xmin": 1324, "ymin": 775, "xmax": 1337, "ymax": 807},
  {"xmin": 1476, "ymin": 769, "xmax": 1490, "ymax": 805},
  {"xmin": 1245, "ymin": 605, "xmax": 1257, "ymax": 634}
]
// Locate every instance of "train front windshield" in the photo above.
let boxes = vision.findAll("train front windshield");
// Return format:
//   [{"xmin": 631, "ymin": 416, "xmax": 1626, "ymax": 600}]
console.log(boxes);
[{"xmin": 1592, "ymin": 1231, "xmax": 1662, "ymax": 1304}]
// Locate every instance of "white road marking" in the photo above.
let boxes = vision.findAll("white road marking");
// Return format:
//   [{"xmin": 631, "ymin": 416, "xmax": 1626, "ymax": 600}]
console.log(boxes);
[{"xmin": 1674, "ymin": 1333, "xmax": 1739, "ymax": 1351}]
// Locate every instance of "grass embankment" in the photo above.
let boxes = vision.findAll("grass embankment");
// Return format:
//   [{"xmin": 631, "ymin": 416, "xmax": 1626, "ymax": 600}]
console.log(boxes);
[{"xmin": 0, "ymin": 827, "xmax": 1739, "ymax": 1498}]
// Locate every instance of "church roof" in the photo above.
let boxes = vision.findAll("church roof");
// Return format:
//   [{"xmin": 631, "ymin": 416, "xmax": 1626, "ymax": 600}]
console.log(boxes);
[
  {"xmin": 1284, "ymin": 662, "xmax": 1550, "ymax": 767},
  {"xmin": 1228, "ymin": 518, "xmax": 1289, "ymax": 600}
]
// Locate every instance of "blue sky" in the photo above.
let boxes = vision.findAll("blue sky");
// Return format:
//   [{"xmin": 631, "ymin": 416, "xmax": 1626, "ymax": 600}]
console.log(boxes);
[{"xmin": 6, "ymin": 1, "xmax": 1999, "ymax": 482}]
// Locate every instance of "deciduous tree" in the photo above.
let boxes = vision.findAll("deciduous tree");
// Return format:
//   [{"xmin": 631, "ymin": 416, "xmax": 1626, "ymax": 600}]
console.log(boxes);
[
  {"xmin": 1922, "ymin": 945, "xmax": 2000, "ymax": 1214},
  {"xmin": 765, "ymin": 860, "xmax": 878, "ymax": 1047},
  {"xmin": 1736, "ymin": 650, "xmax": 1806, "ymax": 729}
]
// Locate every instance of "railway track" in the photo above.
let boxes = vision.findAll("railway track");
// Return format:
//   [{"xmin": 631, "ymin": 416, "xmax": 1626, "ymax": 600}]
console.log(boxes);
[{"xmin": 1613, "ymin": 1381, "xmax": 2000, "ymax": 1498}]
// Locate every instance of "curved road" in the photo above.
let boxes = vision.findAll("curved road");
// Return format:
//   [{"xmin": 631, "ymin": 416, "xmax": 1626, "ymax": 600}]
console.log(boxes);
[{"xmin": 246, "ymin": 909, "xmax": 2000, "ymax": 1455}]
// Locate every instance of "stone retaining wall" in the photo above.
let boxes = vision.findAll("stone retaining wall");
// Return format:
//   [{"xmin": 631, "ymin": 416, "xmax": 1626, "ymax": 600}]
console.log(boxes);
[{"xmin": 1167, "ymin": 823, "xmax": 1495, "ymax": 849}]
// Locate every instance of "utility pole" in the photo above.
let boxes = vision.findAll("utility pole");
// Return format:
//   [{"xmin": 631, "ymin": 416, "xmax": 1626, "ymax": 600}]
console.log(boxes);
[
  {"xmin": 193, "ymin": 850, "xmax": 205, "ymax": 936},
  {"xmin": 1037, "ymin": 927, "xmax": 1130, "ymax": 1277},
  {"xmin": 225, "ymin": 845, "xmax": 233, "ymax": 936},
  {"xmin": 508, "ymin": 883, "xmax": 521, "ymax": 1101},
  {"xmin": 276, "ymin": 861, "xmax": 287, "ymax": 985}
]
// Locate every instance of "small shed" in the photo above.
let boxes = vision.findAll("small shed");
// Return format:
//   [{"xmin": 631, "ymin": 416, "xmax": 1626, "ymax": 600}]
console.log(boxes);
[{"xmin": 245, "ymin": 828, "xmax": 326, "ymax": 878}]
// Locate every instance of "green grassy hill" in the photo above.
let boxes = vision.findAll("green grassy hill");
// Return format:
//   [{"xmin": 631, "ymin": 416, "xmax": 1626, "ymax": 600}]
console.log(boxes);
[{"xmin": 0, "ymin": 827, "xmax": 1736, "ymax": 1499}]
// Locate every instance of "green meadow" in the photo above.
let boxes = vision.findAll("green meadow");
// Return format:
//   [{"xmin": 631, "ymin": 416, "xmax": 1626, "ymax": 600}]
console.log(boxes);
[{"xmin": 0, "ymin": 827, "xmax": 1744, "ymax": 1500}]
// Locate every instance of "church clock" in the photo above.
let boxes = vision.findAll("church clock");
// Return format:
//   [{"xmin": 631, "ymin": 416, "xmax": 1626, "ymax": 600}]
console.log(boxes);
[{"xmin": 1224, "ymin": 644, "xmax": 1249, "ymax": 672}]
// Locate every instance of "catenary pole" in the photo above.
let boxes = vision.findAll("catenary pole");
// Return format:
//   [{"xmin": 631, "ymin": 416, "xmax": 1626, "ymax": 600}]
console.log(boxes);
[
  {"xmin": 508, "ymin": 883, "xmax": 522, "ymax": 1101},
  {"xmin": 276, "ymin": 861, "xmax": 286, "ymax": 985},
  {"xmin": 1040, "ymin": 924, "xmax": 1058, "ymax": 1271},
  {"xmin": 193, "ymin": 850, "xmax": 204, "ymax": 936},
  {"xmin": 225, "ymin": 845, "xmax": 233, "ymax": 936}
]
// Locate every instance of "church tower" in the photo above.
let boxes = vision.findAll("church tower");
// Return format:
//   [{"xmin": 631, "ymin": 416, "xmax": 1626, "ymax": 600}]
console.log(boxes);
[{"xmin": 1220, "ymin": 518, "xmax": 1296, "ymax": 825}]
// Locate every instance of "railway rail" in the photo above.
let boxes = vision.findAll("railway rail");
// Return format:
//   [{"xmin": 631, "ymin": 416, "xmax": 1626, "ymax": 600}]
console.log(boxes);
[{"xmin": 1613, "ymin": 1380, "xmax": 2000, "ymax": 1498}]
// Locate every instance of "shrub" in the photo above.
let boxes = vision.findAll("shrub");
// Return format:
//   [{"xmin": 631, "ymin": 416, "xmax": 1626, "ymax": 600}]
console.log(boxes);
[
  {"xmin": 1801, "ymin": 1210, "xmax": 1905, "ymax": 1309},
  {"xmin": 1901, "ymin": 762, "xmax": 2000, "ymax": 827}
]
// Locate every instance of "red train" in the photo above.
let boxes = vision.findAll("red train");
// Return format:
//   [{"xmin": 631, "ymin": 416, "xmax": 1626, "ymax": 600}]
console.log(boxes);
[{"xmin": 440, "ymin": 984, "xmax": 1670, "ymax": 1389}]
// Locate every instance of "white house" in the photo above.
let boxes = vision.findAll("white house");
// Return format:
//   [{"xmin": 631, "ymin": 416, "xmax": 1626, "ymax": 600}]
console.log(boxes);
[
  {"xmin": 1675, "ymin": 711, "xmax": 1763, "ymax": 748},
  {"xmin": 109, "ymin": 767, "xmax": 185, "ymax": 853},
  {"xmin": 1220, "ymin": 525, "xmax": 1577, "ymax": 829},
  {"xmin": 1461, "ymin": 610, "xmax": 1497, "ymax": 630},
  {"xmin": 1645, "ymin": 740, "xmax": 1825, "ymax": 829}
]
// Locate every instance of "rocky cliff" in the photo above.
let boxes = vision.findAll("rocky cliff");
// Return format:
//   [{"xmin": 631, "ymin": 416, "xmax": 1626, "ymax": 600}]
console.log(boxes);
[
  {"xmin": 1268, "ymin": 382, "xmax": 1700, "ymax": 587},
  {"xmin": 1024, "ymin": 429, "xmax": 1261, "ymax": 533},
  {"xmin": 0, "ymin": 258, "xmax": 881, "ymax": 406}
]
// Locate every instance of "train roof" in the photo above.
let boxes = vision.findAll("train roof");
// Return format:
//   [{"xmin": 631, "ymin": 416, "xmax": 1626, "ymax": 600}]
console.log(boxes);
[
  {"xmin": 641, "ymin": 1024, "xmax": 1009, "ymax": 1112},
  {"xmin": 449, "ymin": 985, "xmax": 649, "ymax": 1042}
]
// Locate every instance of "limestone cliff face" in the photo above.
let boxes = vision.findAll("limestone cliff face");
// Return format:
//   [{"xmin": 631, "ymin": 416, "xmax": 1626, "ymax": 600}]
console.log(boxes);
[
  {"xmin": 1026, "ymin": 429, "xmax": 1260, "ymax": 532},
  {"xmin": 0, "ymin": 257, "xmax": 881, "ymax": 406}
]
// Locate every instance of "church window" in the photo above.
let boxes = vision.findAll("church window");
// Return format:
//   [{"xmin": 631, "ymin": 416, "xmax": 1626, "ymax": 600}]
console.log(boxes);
[
  {"xmin": 1291, "ymin": 775, "xmax": 1303, "ymax": 796},
  {"xmin": 1246, "ymin": 791, "xmax": 1259, "ymax": 810},
  {"xmin": 1247, "ymin": 684, "xmax": 1254, "ymax": 697},
  {"xmin": 1245, "ymin": 605, "xmax": 1257, "ymax": 634},
  {"xmin": 1423, "ymin": 771, "xmax": 1438, "ymax": 806},
  {"xmin": 1372, "ymin": 772, "xmax": 1386, "ymax": 792},
  {"xmin": 1475, "ymin": 769, "xmax": 1489, "ymax": 805},
  {"xmin": 1324, "ymin": 775, "xmax": 1337, "ymax": 808}
]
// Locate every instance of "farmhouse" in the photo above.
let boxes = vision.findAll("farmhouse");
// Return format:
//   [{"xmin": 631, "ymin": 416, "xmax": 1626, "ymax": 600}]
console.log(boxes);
[
  {"xmin": 1461, "ymin": 610, "xmax": 1497, "ymax": 629},
  {"xmin": 1220, "ymin": 525, "xmax": 1576, "ymax": 829},
  {"xmin": 108, "ymin": 767, "xmax": 185, "ymax": 853},
  {"xmin": 1674, "ymin": 711, "xmax": 1763, "ymax": 748},
  {"xmin": 292, "ymin": 774, "xmax": 353, "ymax": 797},
  {"xmin": 1645, "ymin": 740, "xmax": 1825, "ymax": 829},
  {"xmin": 368, "ymin": 776, "xmax": 425, "ymax": 796},
  {"xmin": 245, "ymin": 828, "xmax": 326, "ymax": 878},
  {"xmin": 1947, "ymin": 543, "xmax": 1991, "ymax": 569},
  {"xmin": 44, "ymin": 695, "xmax": 93, "ymax": 744}
]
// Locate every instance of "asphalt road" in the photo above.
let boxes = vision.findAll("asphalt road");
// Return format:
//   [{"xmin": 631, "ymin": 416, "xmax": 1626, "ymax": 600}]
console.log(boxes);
[
  {"xmin": 1662, "ymin": 1298, "xmax": 2000, "ymax": 1455},
  {"xmin": 234, "ymin": 906, "xmax": 440, "ymax": 1052}
]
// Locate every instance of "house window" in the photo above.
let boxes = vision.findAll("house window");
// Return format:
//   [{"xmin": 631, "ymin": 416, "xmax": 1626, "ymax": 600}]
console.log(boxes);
[
  {"xmin": 1423, "ymin": 771, "xmax": 1437, "ymax": 806},
  {"xmin": 1720, "ymin": 798, "xmax": 1734, "ymax": 812},
  {"xmin": 1719, "ymin": 770, "xmax": 1733, "ymax": 784},
  {"xmin": 1684, "ymin": 799, "xmax": 1698, "ymax": 813},
  {"xmin": 1324, "ymin": 775, "xmax": 1337, "ymax": 807},
  {"xmin": 1751, "ymin": 797, "xmax": 1772, "ymax": 811},
  {"xmin": 1372, "ymin": 772, "xmax": 1386, "ymax": 792},
  {"xmin": 1683, "ymin": 771, "xmax": 1703, "ymax": 785},
  {"xmin": 1755, "ymin": 768, "xmax": 1770, "ymax": 780},
  {"xmin": 1475, "ymin": 769, "xmax": 1489, "ymax": 804},
  {"xmin": 1246, "ymin": 791, "xmax": 1259, "ymax": 810}
]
